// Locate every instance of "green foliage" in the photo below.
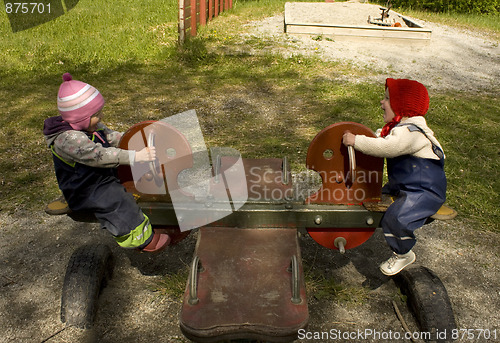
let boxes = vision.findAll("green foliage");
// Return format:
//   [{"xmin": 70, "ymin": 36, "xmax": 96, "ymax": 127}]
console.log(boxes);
[
  {"xmin": 0, "ymin": 0, "xmax": 179, "ymax": 76},
  {"xmin": 380, "ymin": 0, "xmax": 499, "ymax": 14},
  {"xmin": 428, "ymin": 94, "xmax": 500, "ymax": 228},
  {"xmin": 306, "ymin": 272, "xmax": 370, "ymax": 304},
  {"xmin": 149, "ymin": 268, "xmax": 190, "ymax": 300},
  {"xmin": 175, "ymin": 37, "xmax": 218, "ymax": 65},
  {"xmin": 404, "ymin": 9, "xmax": 500, "ymax": 38}
]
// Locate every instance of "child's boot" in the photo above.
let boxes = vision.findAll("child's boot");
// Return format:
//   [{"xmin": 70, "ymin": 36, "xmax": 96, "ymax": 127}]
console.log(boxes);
[
  {"xmin": 379, "ymin": 250, "xmax": 416, "ymax": 276},
  {"xmin": 141, "ymin": 232, "xmax": 171, "ymax": 253}
]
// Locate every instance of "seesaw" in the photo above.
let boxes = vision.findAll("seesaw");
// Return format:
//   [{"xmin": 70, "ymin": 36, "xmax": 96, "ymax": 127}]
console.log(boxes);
[{"xmin": 47, "ymin": 119, "xmax": 457, "ymax": 342}]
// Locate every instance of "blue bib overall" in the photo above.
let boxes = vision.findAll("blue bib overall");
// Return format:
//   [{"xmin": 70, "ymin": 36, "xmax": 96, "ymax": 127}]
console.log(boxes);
[
  {"xmin": 381, "ymin": 124, "xmax": 447, "ymax": 254},
  {"xmin": 51, "ymin": 130, "xmax": 152, "ymax": 248}
]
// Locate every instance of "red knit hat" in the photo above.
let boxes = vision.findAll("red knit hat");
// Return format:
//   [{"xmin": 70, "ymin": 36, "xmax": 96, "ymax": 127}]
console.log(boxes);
[
  {"xmin": 57, "ymin": 73, "xmax": 105, "ymax": 131},
  {"xmin": 386, "ymin": 78, "xmax": 429, "ymax": 117},
  {"xmin": 380, "ymin": 78, "xmax": 429, "ymax": 137}
]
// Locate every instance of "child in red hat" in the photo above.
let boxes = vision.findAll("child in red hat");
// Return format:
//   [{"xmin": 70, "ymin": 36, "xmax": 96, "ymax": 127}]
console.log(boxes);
[
  {"xmin": 43, "ymin": 73, "xmax": 170, "ymax": 252},
  {"xmin": 343, "ymin": 78, "xmax": 446, "ymax": 275}
]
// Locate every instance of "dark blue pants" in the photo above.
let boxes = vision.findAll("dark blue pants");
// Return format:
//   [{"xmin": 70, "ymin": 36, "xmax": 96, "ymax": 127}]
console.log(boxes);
[
  {"xmin": 381, "ymin": 155, "xmax": 446, "ymax": 254},
  {"xmin": 66, "ymin": 176, "xmax": 144, "ymax": 236},
  {"xmin": 87, "ymin": 178, "xmax": 145, "ymax": 238}
]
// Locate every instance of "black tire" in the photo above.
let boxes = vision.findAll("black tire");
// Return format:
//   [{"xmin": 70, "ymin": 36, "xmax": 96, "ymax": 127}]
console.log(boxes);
[
  {"xmin": 60, "ymin": 244, "xmax": 114, "ymax": 329},
  {"xmin": 394, "ymin": 266, "xmax": 457, "ymax": 342}
]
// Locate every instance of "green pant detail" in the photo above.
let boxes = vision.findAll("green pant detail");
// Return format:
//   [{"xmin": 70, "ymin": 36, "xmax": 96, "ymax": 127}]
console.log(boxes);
[{"xmin": 115, "ymin": 214, "xmax": 153, "ymax": 249}]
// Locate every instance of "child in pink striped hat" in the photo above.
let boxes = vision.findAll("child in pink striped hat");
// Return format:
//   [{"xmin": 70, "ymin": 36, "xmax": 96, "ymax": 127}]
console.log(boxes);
[{"xmin": 43, "ymin": 73, "xmax": 170, "ymax": 252}]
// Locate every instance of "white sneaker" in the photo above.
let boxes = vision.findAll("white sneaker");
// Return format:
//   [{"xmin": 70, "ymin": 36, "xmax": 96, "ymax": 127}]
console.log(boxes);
[{"xmin": 379, "ymin": 251, "xmax": 416, "ymax": 276}]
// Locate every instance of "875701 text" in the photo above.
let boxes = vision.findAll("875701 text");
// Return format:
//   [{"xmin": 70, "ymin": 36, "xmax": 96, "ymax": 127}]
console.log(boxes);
[
  {"xmin": 5, "ymin": 2, "xmax": 51, "ymax": 14},
  {"xmin": 451, "ymin": 328, "xmax": 497, "ymax": 340}
]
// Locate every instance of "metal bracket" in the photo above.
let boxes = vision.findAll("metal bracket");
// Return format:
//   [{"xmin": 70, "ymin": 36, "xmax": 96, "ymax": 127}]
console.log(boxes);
[
  {"xmin": 334, "ymin": 237, "xmax": 347, "ymax": 254},
  {"xmin": 140, "ymin": 201, "xmax": 383, "ymax": 229}
]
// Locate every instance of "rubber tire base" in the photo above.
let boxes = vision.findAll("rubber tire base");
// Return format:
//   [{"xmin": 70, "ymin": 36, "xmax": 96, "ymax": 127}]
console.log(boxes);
[
  {"xmin": 60, "ymin": 244, "xmax": 114, "ymax": 329},
  {"xmin": 394, "ymin": 266, "xmax": 457, "ymax": 342}
]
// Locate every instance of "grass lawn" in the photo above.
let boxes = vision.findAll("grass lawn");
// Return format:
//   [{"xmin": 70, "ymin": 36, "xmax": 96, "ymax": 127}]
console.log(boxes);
[
  {"xmin": 0, "ymin": 0, "xmax": 498, "ymax": 233},
  {"xmin": 400, "ymin": 9, "xmax": 500, "ymax": 41}
]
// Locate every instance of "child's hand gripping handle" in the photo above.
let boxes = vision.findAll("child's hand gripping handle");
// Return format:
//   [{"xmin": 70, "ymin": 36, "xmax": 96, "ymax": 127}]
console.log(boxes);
[{"xmin": 135, "ymin": 146, "xmax": 157, "ymax": 162}]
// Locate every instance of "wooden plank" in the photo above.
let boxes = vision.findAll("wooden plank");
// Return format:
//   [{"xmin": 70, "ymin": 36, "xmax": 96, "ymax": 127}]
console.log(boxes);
[
  {"xmin": 285, "ymin": 23, "xmax": 431, "ymax": 41},
  {"xmin": 190, "ymin": 0, "xmax": 196, "ymax": 36},
  {"xmin": 208, "ymin": 0, "xmax": 213, "ymax": 21},
  {"xmin": 179, "ymin": 0, "xmax": 232, "ymax": 41},
  {"xmin": 200, "ymin": 0, "xmax": 206, "ymax": 26}
]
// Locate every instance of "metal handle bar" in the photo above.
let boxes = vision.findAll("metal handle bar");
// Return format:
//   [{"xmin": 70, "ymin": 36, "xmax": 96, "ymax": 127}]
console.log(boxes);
[
  {"xmin": 214, "ymin": 154, "xmax": 221, "ymax": 184},
  {"xmin": 346, "ymin": 145, "xmax": 356, "ymax": 187},
  {"xmin": 147, "ymin": 132, "xmax": 163, "ymax": 185},
  {"xmin": 188, "ymin": 255, "xmax": 200, "ymax": 305},
  {"xmin": 282, "ymin": 156, "xmax": 289, "ymax": 185},
  {"xmin": 290, "ymin": 255, "xmax": 302, "ymax": 304}
]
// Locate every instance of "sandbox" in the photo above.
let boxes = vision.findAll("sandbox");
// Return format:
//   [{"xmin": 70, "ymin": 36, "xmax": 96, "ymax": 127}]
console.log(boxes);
[{"xmin": 284, "ymin": 2, "xmax": 431, "ymax": 42}]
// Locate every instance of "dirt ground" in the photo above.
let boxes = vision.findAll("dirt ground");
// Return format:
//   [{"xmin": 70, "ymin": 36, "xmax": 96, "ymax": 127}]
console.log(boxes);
[
  {"xmin": 1, "ymin": 3, "xmax": 499, "ymax": 343},
  {"xmin": 1, "ymin": 209, "xmax": 500, "ymax": 343}
]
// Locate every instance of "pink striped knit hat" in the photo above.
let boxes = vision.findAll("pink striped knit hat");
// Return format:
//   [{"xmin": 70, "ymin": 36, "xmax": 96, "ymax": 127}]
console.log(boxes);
[{"xmin": 57, "ymin": 73, "xmax": 105, "ymax": 131}]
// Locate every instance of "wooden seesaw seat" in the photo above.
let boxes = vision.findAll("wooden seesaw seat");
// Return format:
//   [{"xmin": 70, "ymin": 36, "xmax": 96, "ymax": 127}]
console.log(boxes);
[{"xmin": 180, "ymin": 227, "xmax": 308, "ymax": 342}]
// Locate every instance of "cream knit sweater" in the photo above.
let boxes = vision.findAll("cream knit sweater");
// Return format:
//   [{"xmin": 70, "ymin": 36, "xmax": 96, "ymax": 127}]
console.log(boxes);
[{"xmin": 354, "ymin": 117, "xmax": 445, "ymax": 160}]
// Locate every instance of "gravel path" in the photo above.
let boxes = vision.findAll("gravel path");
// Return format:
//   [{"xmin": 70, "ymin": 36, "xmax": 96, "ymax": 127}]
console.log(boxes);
[{"xmin": 1, "ymin": 4, "xmax": 499, "ymax": 343}]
